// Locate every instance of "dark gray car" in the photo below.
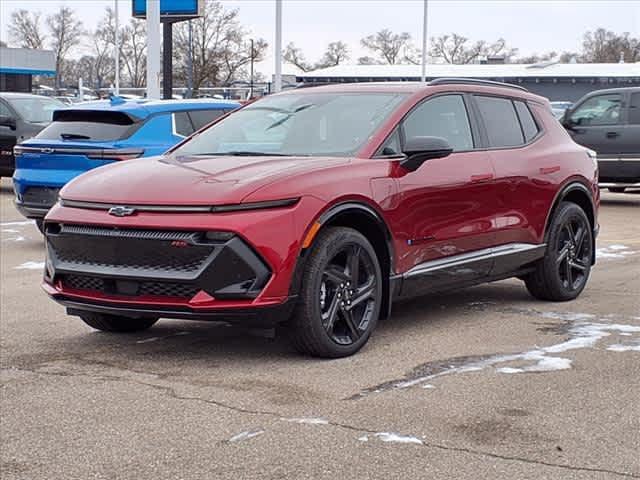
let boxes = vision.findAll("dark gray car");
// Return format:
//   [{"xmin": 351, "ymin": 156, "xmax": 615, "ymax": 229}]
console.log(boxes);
[
  {"xmin": 562, "ymin": 87, "xmax": 640, "ymax": 193},
  {"xmin": 0, "ymin": 93, "xmax": 64, "ymax": 178}
]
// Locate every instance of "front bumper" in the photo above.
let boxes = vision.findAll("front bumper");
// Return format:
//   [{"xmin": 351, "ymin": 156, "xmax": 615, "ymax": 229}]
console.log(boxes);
[{"xmin": 14, "ymin": 186, "xmax": 61, "ymax": 219}]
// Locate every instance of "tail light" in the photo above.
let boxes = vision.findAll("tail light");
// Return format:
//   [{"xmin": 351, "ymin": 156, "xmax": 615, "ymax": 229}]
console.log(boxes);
[{"xmin": 87, "ymin": 148, "xmax": 145, "ymax": 161}]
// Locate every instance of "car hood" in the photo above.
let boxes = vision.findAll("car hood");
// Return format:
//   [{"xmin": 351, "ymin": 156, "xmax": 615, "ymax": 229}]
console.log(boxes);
[{"xmin": 60, "ymin": 154, "xmax": 352, "ymax": 205}]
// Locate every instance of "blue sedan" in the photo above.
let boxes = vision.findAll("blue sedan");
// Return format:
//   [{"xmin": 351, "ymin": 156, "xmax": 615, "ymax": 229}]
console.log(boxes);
[{"xmin": 12, "ymin": 97, "xmax": 239, "ymax": 230}]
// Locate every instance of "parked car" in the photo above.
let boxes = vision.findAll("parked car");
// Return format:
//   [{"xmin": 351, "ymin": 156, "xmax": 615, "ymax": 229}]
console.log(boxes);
[
  {"xmin": 550, "ymin": 101, "xmax": 573, "ymax": 120},
  {"xmin": 0, "ymin": 93, "xmax": 64, "ymax": 178},
  {"xmin": 562, "ymin": 87, "xmax": 639, "ymax": 193},
  {"xmin": 13, "ymin": 97, "xmax": 239, "ymax": 231},
  {"xmin": 42, "ymin": 80, "xmax": 599, "ymax": 357}
]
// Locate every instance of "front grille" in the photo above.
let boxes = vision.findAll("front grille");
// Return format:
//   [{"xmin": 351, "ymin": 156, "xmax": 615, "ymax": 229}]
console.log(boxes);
[
  {"xmin": 63, "ymin": 274, "xmax": 200, "ymax": 299},
  {"xmin": 23, "ymin": 187, "xmax": 60, "ymax": 207},
  {"xmin": 49, "ymin": 225, "xmax": 216, "ymax": 275}
]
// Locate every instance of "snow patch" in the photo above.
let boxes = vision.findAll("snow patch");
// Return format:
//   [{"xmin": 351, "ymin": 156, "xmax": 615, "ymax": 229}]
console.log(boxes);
[
  {"xmin": 136, "ymin": 337, "xmax": 161, "ymax": 344},
  {"xmin": 281, "ymin": 417, "xmax": 329, "ymax": 425},
  {"xmin": 607, "ymin": 342, "xmax": 640, "ymax": 352},
  {"xmin": 369, "ymin": 432, "xmax": 423, "ymax": 445},
  {"xmin": 1, "ymin": 220, "xmax": 34, "ymax": 227},
  {"xmin": 229, "ymin": 429, "xmax": 264, "ymax": 442},
  {"xmin": 597, "ymin": 245, "xmax": 637, "ymax": 260},
  {"xmin": 15, "ymin": 261, "xmax": 45, "ymax": 270}
]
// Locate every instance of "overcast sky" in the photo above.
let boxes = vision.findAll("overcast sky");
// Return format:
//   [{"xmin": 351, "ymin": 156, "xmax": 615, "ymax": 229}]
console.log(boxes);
[{"xmin": 1, "ymin": 0, "xmax": 638, "ymax": 75}]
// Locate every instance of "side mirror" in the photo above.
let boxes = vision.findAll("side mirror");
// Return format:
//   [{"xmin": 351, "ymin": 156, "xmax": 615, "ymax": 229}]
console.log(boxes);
[
  {"xmin": 0, "ymin": 115, "xmax": 17, "ymax": 130},
  {"xmin": 400, "ymin": 136, "xmax": 453, "ymax": 172}
]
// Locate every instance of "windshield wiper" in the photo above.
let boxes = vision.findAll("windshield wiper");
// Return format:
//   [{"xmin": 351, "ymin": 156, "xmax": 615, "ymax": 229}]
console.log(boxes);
[
  {"xmin": 195, "ymin": 151, "xmax": 290, "ymax": 157},
  {"xmin": 60, "ymin": 133, "xmax": 91, "ymax": 140},
  {"xmin": 265, "ymin": 104, "xmax": 314, "ymax": 131}
]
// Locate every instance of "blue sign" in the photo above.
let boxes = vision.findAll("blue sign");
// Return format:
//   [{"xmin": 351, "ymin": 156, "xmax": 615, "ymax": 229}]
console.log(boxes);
[{"xmin": 132, "ymin": 0, "xmax": 201, "ymax": 19}]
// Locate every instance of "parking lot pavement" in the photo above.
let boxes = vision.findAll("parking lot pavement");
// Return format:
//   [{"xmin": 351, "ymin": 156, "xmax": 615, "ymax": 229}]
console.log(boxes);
[{"xmin": 1, "ymin": 177, "xmax": 639, "ymax": 480}]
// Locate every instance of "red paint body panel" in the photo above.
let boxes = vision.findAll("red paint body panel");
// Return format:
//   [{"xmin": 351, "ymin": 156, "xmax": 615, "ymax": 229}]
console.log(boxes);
[{"xmin": 44, "ymin": 82, "xmax": 599, "ymax": 314}]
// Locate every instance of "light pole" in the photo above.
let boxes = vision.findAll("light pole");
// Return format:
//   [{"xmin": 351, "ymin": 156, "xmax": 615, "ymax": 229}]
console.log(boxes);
[
  {"xmin": 421, "ymin": 0, "xmax": 428, "ymax": 82},
  {"xmin": 249, "ymin": 39, "xmax": 255, "ymax": 99},
  {"xmin": 146, "ymin": 0, "xmax": 161, "ymax": 99},
  {"xmin": 274, "ymin": 0, "xmax": 282, "ymax": 92},
  {"xmin": 114, "ymin": 0, "xmax": 120, "ymax": 95}
]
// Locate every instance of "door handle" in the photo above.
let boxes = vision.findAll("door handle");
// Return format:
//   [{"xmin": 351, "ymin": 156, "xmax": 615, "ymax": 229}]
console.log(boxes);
[
  {"xmin": 470, "ymin": 173, "xmax": 494, "ymax": 183},
  {"xmin": 606, "ymin": 132, "xmax": 620, "ymax": 138},
  {"xmin": 540, "ymin": 166, "xmax": 560, "ymax": 175}
]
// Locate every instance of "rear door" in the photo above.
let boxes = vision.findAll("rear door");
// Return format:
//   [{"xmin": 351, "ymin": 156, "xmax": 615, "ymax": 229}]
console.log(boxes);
[
  {"xmin": 565, "ymin": 92, "xmax": 625, "ymax": 155},
  {"xmin": 623, "ymin": 91, "xmax": 640, "ymax": 155}
]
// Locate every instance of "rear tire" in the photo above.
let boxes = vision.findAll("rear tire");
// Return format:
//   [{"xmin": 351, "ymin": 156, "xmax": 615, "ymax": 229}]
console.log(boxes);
[
  {"xmin": 79, "ymin": 312, "xmax": 158, "ymax": 333},
  {"xmin": 525, "ymin": 202, "xmax": 592, "ymax": 301},
  {"xmin": 288, "ymin": 227, "xmax": 382, "ymax": 358},
  {"xmin": 608, "ymin": 187, "xmax": 626, "ymax": 193}
]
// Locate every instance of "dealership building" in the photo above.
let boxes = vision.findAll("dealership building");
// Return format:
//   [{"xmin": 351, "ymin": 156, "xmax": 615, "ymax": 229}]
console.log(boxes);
[
  {"xmin": 0, "ymin": 47, "xmax": 56, "ymax": 92},
  {"xmin": 296, "ymin": 62, "xmax": 640, "ymax": 101}
]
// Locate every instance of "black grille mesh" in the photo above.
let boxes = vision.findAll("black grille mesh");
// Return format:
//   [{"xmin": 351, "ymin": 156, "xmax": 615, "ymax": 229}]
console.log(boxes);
[{"xmin": 63, "ymin": 275, "xmax": 199, "ymax": 299}]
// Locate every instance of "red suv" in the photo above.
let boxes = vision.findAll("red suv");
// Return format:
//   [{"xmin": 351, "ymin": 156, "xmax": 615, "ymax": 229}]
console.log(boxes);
[{"xmin": 42, "ymin": 80, "xmax": 599, "ymax": 357}]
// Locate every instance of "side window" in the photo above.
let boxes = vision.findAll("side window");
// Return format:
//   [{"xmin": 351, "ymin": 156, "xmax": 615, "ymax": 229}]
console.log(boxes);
[
  {"xmin": 402, "ymin": 95, "xmax": 473, "ymax": 151},
  {"xmin": 514, "ymin": 101, "xmax": 540, "ymax": 142},
  {"xmin": 376, "ymin": 129, "xmax": 402, "ymax": 157},
  {"xmin": 188, "ymin": 109, "xmax": 225, "ymax": 130},
  {"xmin": 569, "ymin": 94, "xmax": 622, "ymax": 126},
  {"xmin": 475, "ymin": 96, "xmax": 524, "ymax": 148},
  {"xmin": 173, "ymin": 112, "xmax": 194, "ymax": 137},
  {"xmin": 628, "ymin": 92, "xmax": 640, "ymax": 125},
  {"xmin": 0, "ymin": 101, "xmax": 13, "ymax": 118}
]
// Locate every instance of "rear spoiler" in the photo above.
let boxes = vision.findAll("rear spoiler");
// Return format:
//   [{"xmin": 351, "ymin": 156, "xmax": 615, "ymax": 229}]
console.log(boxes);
[{"xmin": 52, "ymin": 109, "xmax": 141, "ymax": 125}]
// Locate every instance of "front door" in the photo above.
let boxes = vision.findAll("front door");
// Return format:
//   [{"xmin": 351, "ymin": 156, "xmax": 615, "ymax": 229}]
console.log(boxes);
[{"xmin": 386, "ymin": 94, "xmax": 498, "ymax": 296}]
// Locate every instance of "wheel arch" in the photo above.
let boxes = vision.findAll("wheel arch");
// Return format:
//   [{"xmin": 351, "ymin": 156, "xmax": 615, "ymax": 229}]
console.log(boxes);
[
  {"xmin": 291, "ymin": 201, "xmax": 396, "ymax": 319},
  {"xmin": 545, "ymin": 180, "xmax": 597, "ymax": 264}
]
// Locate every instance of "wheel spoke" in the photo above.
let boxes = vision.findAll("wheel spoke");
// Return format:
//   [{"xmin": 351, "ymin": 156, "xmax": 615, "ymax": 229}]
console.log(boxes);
[
  {"xmin": 566, "ymin": 222, "xmax": 576, "ymax": 247},
  {"xmin": 322, "ymin": 293, "xmax": 340, "ymax": 331},
  {"xmin": 569, "ymin": 259, "xmax": 587, "ymax": 272},
  {"xmin": 574, "ymin": 225, "xmax": 586, "ymax": 251},
  {"xmin": 348, "ymin": 279, "xmax": 375, "ymax": 310},
  {"xmin": 564, "ymin": 258, "xmax": 573, "ymax": 287},
  {"xmin": 347, "ymin": 246, "xmax": 361, "ymax": 287},
  {"xmin": 556, "ymin": 244, "xmax": 570, "ymax": 265},
  {"xmin": 341, "ymin": 308, "xmax": 361, "ymax": 340},
  {"xmin": 324, "ymin": 267, "xmax": 349, "ymax": 286}
]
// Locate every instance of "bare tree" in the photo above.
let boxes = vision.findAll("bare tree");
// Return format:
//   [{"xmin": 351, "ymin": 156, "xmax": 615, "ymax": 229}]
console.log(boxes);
[
  {"xmin": 361, "ymin": 29, "xmax": 414, "ymax": 64},
  {"xmin": 581, "ymin": 28, "xmax": 639, "ymax": 63},
  {"xmin": 357, "ymin": 56, "xmax": 382, "ymax": 66},
  {"xmin": 173, "ymin": 0, "xmax": 267, "ymax": 92},
  {"xmin": 430, "ymin": 33, "xmax": 517, "ymax": 64},
  {"xmin": 283, "ymin": 42, "xmax": 312, "ymax": 72},
  {"xmin": 515, "ymin": 51, "xmax": 557, "ymax": 64},
  {"xmin": 46, "ymin": 7, "xmax": 84, "ymax": 89},
  {"xmin": 8, "ymin": 10, "xmax": 46, "ymax": 49},
  {"xmin": 317, "ymin": 41, "xmax": 350, "ymax": 68}
]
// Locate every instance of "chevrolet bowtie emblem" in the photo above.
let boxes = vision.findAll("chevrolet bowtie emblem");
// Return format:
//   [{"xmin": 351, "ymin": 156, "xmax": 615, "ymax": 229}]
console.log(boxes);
[{"xmin": 108, "ymin": 206, "xmax": 136, "ymax": 217}]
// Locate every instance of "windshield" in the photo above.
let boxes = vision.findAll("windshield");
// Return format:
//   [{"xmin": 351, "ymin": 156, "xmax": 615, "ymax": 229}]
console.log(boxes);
[
  {"xmin": 174, "ymin": 92, "xmax": 407, "ymax": 157},
  {"xmin": 7, "ymin": 96, "xmax": 64, "ymax": 124}
]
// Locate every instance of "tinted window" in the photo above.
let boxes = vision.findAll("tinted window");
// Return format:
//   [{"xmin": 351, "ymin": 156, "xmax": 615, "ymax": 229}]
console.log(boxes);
[
  {"xmin": 629, "ymin": 92, "xmax": 640, "ymax": 125},
  {"xmin": 570, "ymin": 93, "xmax": 622, "ymax": 126},
  {"xmin": 173, "ymin": 112, "xmax": 194, "ymax": 137},
  {"xmin": 514, "ymin": 101, "xmax": 539, "ymax": 142},
  {"xmin": 0, "ymin": 101, "xmax": 12, "ymax": 117},
  {"xmin": 6, "ymin": 96, "xmax": 63, "ymax": 123},
  {"xmin": 403, "ymin": 95, "xmax": 473, "ymax": 151},
  {"xmin": 36, "ymin": 111, "xmax": 138, "ymax": 141},
  {"xmin": 174, "ymin": 93, "xmax": 406, "ymax": 157},
  {"xmin": 476, "ymin": 96, "xmax": 524, "ymax": 147},
  {"xmin": 188, "ymin": 109, "xmax": 226, "ymax": 130}
]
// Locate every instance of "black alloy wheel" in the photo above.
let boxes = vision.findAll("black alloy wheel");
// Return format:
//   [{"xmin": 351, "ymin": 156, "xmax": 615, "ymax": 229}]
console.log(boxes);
[{"xmin": 289, "ymin": 227, "xmax": 383, "ymax": 358}]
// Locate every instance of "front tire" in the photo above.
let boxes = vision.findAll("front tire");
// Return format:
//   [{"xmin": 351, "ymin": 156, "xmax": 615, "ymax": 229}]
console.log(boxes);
[
  {"xmin": 525, "ymin": 202, "xmax": 593, "ymax": 301},
  {"xmin": 288, "ymin": 227, "xmax": 383, "ymax": 358},
  {"xmin": 79, "ymin": 312, "xmax": 158, "ymax": 333}
]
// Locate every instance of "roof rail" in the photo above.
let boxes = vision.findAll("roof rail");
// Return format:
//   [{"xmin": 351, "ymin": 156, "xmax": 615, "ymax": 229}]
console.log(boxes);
[{"xmin": 428, "ymin": 77, "xmax": 528, "ymax": 92}]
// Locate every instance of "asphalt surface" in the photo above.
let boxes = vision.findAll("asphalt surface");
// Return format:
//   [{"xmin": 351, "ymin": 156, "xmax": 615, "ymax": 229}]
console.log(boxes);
[{"xmin": 1, "ymin": 177, "xmax": 639, "ymax": 480}]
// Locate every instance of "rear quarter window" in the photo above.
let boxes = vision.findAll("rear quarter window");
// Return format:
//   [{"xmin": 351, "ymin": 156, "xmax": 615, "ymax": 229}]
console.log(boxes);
[
  {"xmin": 514, "ymin": 101, "xmax": 540, "ymax": 142},
  {"xmin": 35, "ymin": 110, "xmax": 139, "ymax": 141},
  {"xmin": 475, "ymin": 96, "xmax": 524, "ymax": 148},
  {"xmin": 188, "ymin": 109, "xmax": 227, "ymax": 130}
]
